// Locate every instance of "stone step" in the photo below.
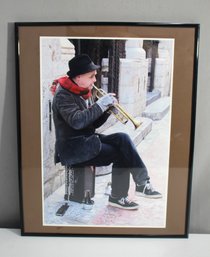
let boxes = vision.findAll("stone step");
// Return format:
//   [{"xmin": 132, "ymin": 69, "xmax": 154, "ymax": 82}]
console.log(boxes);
[
  {"xmin": 102, "ymin": 116, "xmax": 152, "ymax": 146},
  {"xmin": 142, "ymin": 96, "xmax": 170, "ymax": 121},
  {"xmin": 146, "ymin": 89, "xmax": 161, "ymax": 106}
]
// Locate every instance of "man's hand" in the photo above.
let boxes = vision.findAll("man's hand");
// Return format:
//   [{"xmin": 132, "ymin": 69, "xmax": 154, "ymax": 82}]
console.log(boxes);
[{"xmin": 96, "ymin": 93, "xmax": 117, "ymax": 112}]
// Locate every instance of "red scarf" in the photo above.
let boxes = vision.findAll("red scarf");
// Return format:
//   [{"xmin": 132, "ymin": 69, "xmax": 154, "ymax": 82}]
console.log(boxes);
[{"xmin": 51, "ymin": 76, "xmax": 92, "ymax": 100}]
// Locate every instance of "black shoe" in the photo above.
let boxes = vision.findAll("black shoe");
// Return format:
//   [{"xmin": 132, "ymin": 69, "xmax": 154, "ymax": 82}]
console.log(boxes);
[
  {"xmin": 136, "ymin": 182, "xmax": 162, "ymax": 199},
  {"xmin": 108, "ymin": 196, "xmax": 139, "ymax": 210}
]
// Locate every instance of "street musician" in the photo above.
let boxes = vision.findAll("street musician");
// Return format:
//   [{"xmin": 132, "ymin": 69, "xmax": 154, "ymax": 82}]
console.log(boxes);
[{"xmin": 52, "ymin": 54, "xmax": 161, "ymax": 210}]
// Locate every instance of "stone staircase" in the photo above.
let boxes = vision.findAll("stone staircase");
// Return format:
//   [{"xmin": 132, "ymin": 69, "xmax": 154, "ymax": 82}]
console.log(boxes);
[
  {"xmin": 146, "ymin": 89, "xmax": 161, "ymax": 106},
  {"xmin": 142, "ymin": 96, "xmax": 170, "ymax": 121},
  {"xmin": 142, "ymin": 89, "xmax": 171, "ymax": 121}
]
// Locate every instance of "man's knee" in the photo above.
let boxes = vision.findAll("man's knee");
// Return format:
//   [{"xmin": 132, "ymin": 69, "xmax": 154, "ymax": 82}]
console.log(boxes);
[{"xmin": 116, "ymin": 132, "xmax": 132, "ymax": 142}]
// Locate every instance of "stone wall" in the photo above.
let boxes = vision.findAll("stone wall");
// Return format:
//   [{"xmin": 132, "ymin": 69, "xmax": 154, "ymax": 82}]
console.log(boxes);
[{"xmin": 40, "ymin": 37, "xmax": 75, "ymax": 198}]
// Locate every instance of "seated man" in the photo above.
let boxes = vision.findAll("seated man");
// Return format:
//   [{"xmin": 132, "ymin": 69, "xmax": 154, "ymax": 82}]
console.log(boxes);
[{"xmin": 52, "ymin": 54, "xmax": 161, "ymax": 210}]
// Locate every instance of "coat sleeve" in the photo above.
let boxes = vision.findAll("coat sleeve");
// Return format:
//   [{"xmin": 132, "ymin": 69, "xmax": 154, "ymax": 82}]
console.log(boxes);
[
  {"xmin": 55, "ymin": 90, "xmax": 104, "ymax": 130},
  {"xmin": 93, "ymin": 111, "xmax": 111, "ymax": 128}
]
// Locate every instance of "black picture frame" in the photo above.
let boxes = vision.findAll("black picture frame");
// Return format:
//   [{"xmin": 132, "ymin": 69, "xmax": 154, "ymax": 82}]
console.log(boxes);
[{"xmin": 15, "ymin": 22, "xmax": 199, "ymax": 237}]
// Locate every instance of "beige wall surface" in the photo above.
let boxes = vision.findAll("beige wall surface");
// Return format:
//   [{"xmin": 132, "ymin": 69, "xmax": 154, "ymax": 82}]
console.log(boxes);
[{"xmin": 0, "ymin": 0, "xmax": 209, "ymax": 234}]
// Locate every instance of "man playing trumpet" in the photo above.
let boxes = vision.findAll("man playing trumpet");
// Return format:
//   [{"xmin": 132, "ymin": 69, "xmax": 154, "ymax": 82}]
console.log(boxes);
[{"xmin": 52, "ymin": 54, "xmax": 161, "ymax": 210}]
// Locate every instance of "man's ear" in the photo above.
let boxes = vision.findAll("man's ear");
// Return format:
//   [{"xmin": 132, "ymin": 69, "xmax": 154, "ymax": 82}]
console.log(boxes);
[{"xmin": 74, "ymin": 75, "xmax": 80, "ymax": 84}]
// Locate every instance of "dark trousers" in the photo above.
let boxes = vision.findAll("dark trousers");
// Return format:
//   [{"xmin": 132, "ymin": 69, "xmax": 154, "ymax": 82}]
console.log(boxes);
[{"xmin": 77, "ymin": 132, "xmax": 149, "ymax": 198}]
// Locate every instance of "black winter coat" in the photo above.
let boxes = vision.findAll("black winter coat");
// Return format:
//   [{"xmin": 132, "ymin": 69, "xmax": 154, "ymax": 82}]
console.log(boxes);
[{"xmin": 52, "ymin": 86, "xmax": 110, "ymax": 166}]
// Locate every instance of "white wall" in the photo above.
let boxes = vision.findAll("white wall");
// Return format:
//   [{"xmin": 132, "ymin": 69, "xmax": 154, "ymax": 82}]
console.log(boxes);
[{"xmin": 0, "ymin": 0, "xmax": 209, "ymax": 234}]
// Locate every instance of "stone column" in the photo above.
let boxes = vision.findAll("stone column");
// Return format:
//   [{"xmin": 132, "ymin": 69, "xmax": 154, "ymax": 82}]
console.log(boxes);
[
  {"xmin": 100, "ymin": 58, "xmax": 109, "ymax": 93},
  {"xmin": 154, "ymin": 40, "xmax": 174, "ymax": 96},
  {"xmin": 118, "ymin": 39, "xmax": 148, "ymax": 117}
]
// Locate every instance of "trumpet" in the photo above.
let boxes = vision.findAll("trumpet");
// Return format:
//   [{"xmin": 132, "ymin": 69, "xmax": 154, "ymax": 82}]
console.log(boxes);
[{"xmin": 92, "ymin": 85, "xmax": 142, "ymax": 130}]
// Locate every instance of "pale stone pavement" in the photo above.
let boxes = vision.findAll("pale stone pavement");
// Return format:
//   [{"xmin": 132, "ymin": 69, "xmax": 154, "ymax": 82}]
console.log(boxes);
[{"xmin": 43, "ymin": 107, "xmax": 170, "ymax": 228}]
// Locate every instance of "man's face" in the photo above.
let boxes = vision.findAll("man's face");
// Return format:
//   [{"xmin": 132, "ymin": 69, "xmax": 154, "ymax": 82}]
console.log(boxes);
[{"xmin": 76, "ymin": 70, "xmax": 97, "ymax": 90}]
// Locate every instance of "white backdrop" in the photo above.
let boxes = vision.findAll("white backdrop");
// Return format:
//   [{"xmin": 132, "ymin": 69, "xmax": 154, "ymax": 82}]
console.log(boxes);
[{"xmin": 0, "ymin": 0, "xmax": 209, "ymax": 234}]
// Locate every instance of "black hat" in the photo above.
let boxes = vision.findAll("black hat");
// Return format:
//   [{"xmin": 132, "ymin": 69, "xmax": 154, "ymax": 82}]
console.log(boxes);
[{"xmin": 67, "ymin": 54, "xmax": 100, "ymax": 78}]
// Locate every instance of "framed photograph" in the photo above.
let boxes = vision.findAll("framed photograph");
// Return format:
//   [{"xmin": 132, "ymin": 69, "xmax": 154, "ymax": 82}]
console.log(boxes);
[{"xmin": 15, "ymin": 22, "xmax": 199, "ymax": 237}]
